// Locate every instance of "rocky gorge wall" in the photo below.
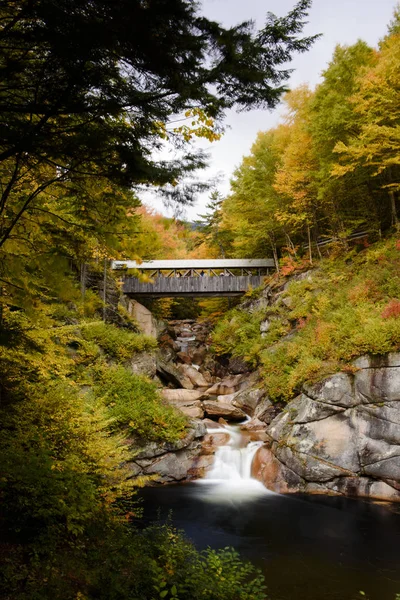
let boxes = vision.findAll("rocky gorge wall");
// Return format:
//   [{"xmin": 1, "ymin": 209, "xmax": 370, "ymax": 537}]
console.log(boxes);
[
  {"xmin": 126, "ymin": 296, "xmax": 400, "ymax": 502},
  {"xmin": 252, "ymin": 353, "xmax": 400, "ymax": 502}
]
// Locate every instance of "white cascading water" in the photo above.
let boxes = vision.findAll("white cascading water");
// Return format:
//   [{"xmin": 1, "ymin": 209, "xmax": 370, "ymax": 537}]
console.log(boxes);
[{"xmin": 197, "ymin": 423, "xmax": 269, "ymax": 501}]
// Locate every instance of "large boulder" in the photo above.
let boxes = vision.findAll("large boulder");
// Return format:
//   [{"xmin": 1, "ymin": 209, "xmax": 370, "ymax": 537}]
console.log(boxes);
[
  {"xmin": 204, "ymin": 374, "xmax": 244, "ymax": 396},
  {"xmin": 252, "ymin": 355, "xmax": 400, "ymax": 502},
  {"xmin": 203, "ymin": 398, "xmax": 246, "ymax": 421},
  {"xmin": 128, "ymin": 421, "xmax": 207, "ymax": 483},
  {"xmin": 161, "ymin": 388, "xmax": 204, "ymax": 419},
  {"xmin": 156, "ymin": 358, "xmax": 193, "ymax": 389},
  {"xmin": 178, "ymin": 364, "xmax": 209, "ymax": 388}
]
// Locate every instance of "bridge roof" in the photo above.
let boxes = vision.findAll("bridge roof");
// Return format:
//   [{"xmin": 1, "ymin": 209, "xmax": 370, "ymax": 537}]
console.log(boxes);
[{"xmin": 112, "ymin": 258, "xmax": 275, "ymax": 270}]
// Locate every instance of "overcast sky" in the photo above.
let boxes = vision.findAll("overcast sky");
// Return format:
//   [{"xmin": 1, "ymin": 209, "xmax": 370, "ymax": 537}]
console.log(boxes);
[{"xmin": 144, "ymin": 0, "xmax": 399, "ymax": 221}]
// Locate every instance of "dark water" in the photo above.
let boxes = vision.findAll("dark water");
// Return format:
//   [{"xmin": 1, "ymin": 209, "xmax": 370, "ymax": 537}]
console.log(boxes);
[{"xmin": 139, "ymin": 483, "xmax": 400, "ymax": 600}]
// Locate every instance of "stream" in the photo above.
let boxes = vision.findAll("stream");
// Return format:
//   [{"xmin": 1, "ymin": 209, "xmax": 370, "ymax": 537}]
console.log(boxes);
[{"xmin": 139, "ymin": 423, "xmax": 400, "ymax": 600}]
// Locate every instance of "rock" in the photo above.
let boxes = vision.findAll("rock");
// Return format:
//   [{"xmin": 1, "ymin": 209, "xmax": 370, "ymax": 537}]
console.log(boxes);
[
  {"xmin": 260, "ymin": 319, "xmax": 270, "ymax": 334},
  {"xmin": 254, "ymin": 396, "xmax": 278, "ymax": 424},
  {"xmin": 240, "ymin": 418, "xmax": 269, "ymax": 442},
  {"xmin": 228, "ymin": 357, "xmax": 250, "ymax": 374},
  {"xmin": 181, "ymin": 404, "xmax": 205, "ymax": 419},
  {"xmin": 187, "ymin": 454, "xmax": 215, "ymax": 478},
  {"xmin": 202, "ymin": 418, "xmax": 224, "ymax": 430},
  {"xmin": 252, "ymin": 445, "xmax": 305, "ymax": 494},
  {"xmin": 161, "ymin": 388, "xmax": 203, "ymax": 402},
  {"xmin": 133, "ymin": 421, "xmax": 206, "ymax": 460},
  {"xmin": 129, "ymin": 352, "xmax": 157, "ymax": 378},
  {"xmin": 126, "ymin": 300, "xmax": 157, "ymax": 337},
  {"xmin": 353, "ymin": 352, "xmax": 400, "ymax": 369},
  {"xmin": 178, "ymin": 364, "xmax": 209, "ymax": 388},
  {"xmin": 161, "ymin": 388, "xmax": 204, "ymax": 418},
  {"xmin": 354, "ymin": 366, "xmax": 400, "ymax": 404},
  {"xmin": 204, "ymin": 374, "xmax": 244, "ymax": 396},
  {"xmin": 142, "ymin": 446, "xmax": 202, "ymax": 482},
  {"xmin": 128, "ymin": 420, "xmax": 207, "ymax": 483},
  {"xmin": 191, "ymin": 345, "xmax": 207, "ymax": 366},
  {"xmin": 201, "ymin": 432, "xmax": 231, "ymax": 455},
  {"xmin": 232, "ymin": 386, "xmax": 266, "ymax": 415},
  {"xmin": 156, "ymin": 358, "xmax": 194, "ymax": 389},
  {"xmin": 203, "ymin": 399, "xmax": 246, "ymax": 421},
  {"xmin": 303, "ymin": 372, "xmax": 357, "ymax": 407},
  {"xmin": 176, "ymin": 351, "xmax": 192, "ymax": 364},
  {"xmin": 252, "ymin": 358, "xmax": 400, "ymax": 502},
  {"xmin": 126, "ymin": 462, "xmax": 142, "ymax": 477}
]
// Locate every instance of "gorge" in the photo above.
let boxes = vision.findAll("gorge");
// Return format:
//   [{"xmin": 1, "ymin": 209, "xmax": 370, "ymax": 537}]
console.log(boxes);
[{"xmin": 130, "ymin": 287, "xmax": 400, "ymax": 600}]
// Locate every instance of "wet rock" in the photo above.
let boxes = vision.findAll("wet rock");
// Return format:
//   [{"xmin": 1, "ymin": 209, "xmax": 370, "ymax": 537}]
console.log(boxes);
[
  {"xmin": 203, "ymin": 418, "xmax": 224, "ymax": 429},
  {"xmin": 187, "ymin": 454, "xmax": 215, "ymax": 478},
  {"xmin": 201, "ymin": 432, "xmax": 231, "ymax": 455},
  {"xmin": 252, "ymin": 445, "xmax": 305, "ymax": 494},
  {"xmin": 176, "ymin": 351, "xmax": 192, "ymax": 364},
  {"xmin": 239, "ymin": 418, "xmax": 269, "ymax": 442}
]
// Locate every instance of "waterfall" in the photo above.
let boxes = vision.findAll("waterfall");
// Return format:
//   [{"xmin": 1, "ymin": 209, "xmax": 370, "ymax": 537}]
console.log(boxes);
[
  {"xmin": 197, "ymin": 423, "xmax": 269, "ymax": 500},
  {"xmin": 206, "ymin": 425, "xmax": 263, "ymax": 481}
]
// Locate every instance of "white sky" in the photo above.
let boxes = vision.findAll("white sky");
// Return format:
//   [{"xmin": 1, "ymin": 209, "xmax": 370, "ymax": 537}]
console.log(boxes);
[{"xmin": 144, "ymin": 0, "xmax": 398, "ymax": 221}]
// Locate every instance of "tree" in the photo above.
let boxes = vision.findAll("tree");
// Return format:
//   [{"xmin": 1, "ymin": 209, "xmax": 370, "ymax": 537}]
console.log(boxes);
[
  {"xmin": 194, "ymin": 191, "xmax": 232, "ymax": 258},
  {"xmin": 221, "ymin": 127, "xmax": 290, "ymax": 264},
  {"xmin": 0, "ymin": 0, "xmax": 318, "ymax": 251},
  {"xmin": 333, "ymin": 32, "xmax": 400, "ymax": 227},
  {"xmin": 308, "ymin": 41, "xmax": 379, "ymax": 237},
  {"xmin": 273, "ymin": 86, "xmax": 320, "ymax": 260}
]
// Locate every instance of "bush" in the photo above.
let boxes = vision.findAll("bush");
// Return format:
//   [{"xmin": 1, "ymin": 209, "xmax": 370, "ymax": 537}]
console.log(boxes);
[
  {"xmin": 93, "ymin": 364, "xmax": 187, "ymax": 442},
  {"xmin": 81, "ymin": 321, "xmax": 157, "ymax": 360}
]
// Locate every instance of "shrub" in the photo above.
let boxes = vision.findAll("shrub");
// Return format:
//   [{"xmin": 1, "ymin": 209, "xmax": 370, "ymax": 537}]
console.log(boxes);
[
  {"xmin": 93, "ymin": 364, "xmax": 187, "ymax": 442},
  {"xmin": 81, "ymin": 321, "xmax": 157, "ymax": 360}
]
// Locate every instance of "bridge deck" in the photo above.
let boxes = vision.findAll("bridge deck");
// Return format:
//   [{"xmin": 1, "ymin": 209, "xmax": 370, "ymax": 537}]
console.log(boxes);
[{"xmin": 122, "ymin": 275, "xmax": 264, "ymax": 297}]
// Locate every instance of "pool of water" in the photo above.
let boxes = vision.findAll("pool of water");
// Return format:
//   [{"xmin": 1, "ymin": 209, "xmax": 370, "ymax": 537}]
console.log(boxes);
[{"xmin": 139, "ymin": 482, "xmax": 400, "ymax": 600}]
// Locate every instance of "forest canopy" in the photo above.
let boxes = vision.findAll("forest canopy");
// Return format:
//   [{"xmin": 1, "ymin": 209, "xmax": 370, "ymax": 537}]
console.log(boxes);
[{"xmin": 197, "ymin": 15, "xmax": 400, "ymax": 264}]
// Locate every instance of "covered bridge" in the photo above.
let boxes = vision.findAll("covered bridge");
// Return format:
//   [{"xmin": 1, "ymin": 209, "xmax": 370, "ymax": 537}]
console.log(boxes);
[{"xmin": 112, "ymin": 259, "xmax": 275, "ymax": 298}]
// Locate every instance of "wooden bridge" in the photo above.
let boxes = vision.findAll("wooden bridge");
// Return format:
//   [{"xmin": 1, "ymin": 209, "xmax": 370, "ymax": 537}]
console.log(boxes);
[{"xmin": 112, "ymin": 259, "xmax": 275, "ymax": 298}]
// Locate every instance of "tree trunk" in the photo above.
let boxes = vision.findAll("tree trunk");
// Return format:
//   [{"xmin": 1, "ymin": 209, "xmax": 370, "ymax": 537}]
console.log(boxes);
[
  {"xmin": 80, "ymin": 263, "xmax": 87, "ymax": 314},
  {"xmin": 103, "ymin": 259, "xmax": 107, "ymax": 322},
  {"xmin": 307, "ymin": 225, "xmax": 313, "ymax": 265},
  {"xmin": 389, "ymin": 189, "xmax": 399, "ymax": 229}
]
